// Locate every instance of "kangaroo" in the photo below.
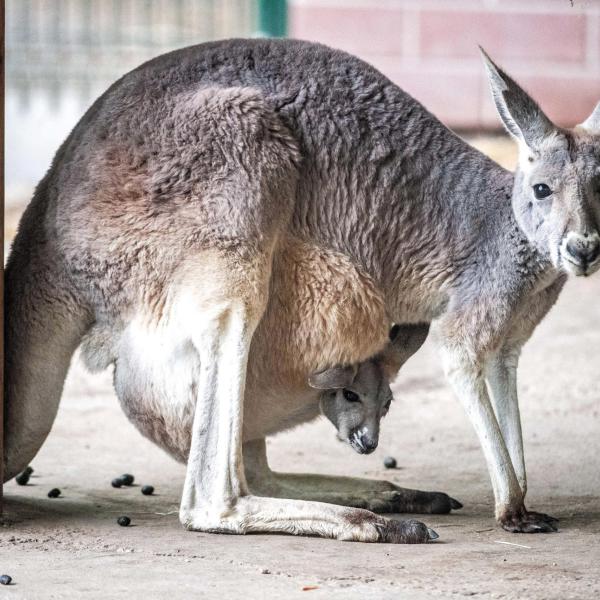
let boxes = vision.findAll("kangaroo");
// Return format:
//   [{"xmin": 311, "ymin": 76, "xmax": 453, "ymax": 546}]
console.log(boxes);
[
  {"xmin": 4, "ymin": 39, "xmax": 599, "ymax": 543},
  {"xmin": 311, "ymin": 325, "xmax": 427, "ymax": 455},
  {"xmin": 315, "ymin": 360, "xmax": 393, "ymax": 455}
]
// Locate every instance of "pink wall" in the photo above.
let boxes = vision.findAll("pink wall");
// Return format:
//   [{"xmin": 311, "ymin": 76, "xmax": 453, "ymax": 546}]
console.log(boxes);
[{"xmin": 289, "ymin": 0, "xmax": 600, "ymax": 130}]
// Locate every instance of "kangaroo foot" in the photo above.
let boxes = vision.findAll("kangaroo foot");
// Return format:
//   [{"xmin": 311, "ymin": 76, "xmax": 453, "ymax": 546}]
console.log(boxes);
[
  {"xmin": 373, "ymin": 517, "xmax": 439, "ymax": 544},
  {"xmin": 364, "ymin": 488, "xmax": 462, "ymax": 515},
  {"xmin": 498, "ymin": 506, "xmax": 559, "ymax": 533}
]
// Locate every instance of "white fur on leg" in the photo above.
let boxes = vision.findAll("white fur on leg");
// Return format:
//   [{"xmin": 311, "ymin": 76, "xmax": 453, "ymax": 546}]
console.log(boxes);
[
  {"xmin": 486, "ymin": 346, "xmax": 527, "ymax": 495},
  {"xmin": 179, "ymin": 298, "xmax": 251, "ymax": 527},
  {"xmin": 439, "ymin": 345, "xmax": 523, "ymax": 518}
]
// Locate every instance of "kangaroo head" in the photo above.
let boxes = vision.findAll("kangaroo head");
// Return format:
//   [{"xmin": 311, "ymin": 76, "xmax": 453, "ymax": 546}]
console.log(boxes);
[
  {"xmin": 482, "ymin": 48, "xmax": 600, "ymax": 277},
  {"xmin": 309, "ymin": 361, "xmax": 392, "ymax": 454}
]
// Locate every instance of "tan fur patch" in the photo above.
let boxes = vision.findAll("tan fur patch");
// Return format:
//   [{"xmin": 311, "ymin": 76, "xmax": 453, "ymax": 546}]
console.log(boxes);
[{"xmin": 247, "ymin": 236, "xmax": 390, "ymax": 394}]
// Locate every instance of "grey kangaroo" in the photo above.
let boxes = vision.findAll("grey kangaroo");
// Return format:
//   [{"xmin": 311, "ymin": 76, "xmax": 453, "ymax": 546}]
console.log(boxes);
[{"xmin": 4, "ymin": 39, "xmax": 599, "ymax": 543}]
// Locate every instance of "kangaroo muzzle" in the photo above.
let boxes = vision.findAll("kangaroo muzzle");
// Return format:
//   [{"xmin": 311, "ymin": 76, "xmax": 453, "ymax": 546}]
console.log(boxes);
[
  {"xmin": 349, "ymin": 428, "xmax": 378, "ymax": 454},
  {"xmin": 560, "ymin": 231, "xmax": 600, "ymax": 276}
]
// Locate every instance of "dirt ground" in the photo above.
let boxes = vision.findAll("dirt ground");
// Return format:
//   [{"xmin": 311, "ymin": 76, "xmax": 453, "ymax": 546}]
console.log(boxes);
[{"xmin": 2, "ymin": 138, "xmax": 599, "ymax": 599}]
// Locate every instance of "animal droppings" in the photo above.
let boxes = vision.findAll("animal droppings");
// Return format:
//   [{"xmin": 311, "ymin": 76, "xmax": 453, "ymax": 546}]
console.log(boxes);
[
  {"xmin": 383, "ymin": 456, "xmax": 397, "ymax": 469},
  {"xmin": 15, "ymin": 471, "xmax": 30, "ymax": 486},
  {"xmin": 47, "ymin": 488, "xmax": 61, "ymax": 498},
  {"xmin": 141, "ymin": 485, "xmax": 154, "ymax": 496},
  {"xmin": 120, "ymin": 474, "xmax": 135, "ymax": 486},
  {"xmin": 0, "ymin": 575, "xmax": 12, "ymax": 585},
  {"xmin": 111, "ymin": 478, "xmax": 124, "ymax": 488},
  {"xmin": 117, "ymin": 516, "xmax": 131, "ymax": 527}
]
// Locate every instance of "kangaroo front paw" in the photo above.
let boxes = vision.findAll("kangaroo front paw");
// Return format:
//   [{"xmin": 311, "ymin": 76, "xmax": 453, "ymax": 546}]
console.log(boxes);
[{"xmin": 498, "ymin": 506, "xmax": 559, "ymax": 533}]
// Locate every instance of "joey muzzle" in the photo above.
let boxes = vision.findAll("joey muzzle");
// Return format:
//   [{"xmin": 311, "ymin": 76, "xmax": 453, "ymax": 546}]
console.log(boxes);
[{"xmin": 349, "ymin": 428, "xmax": 378, "ymax": 454}]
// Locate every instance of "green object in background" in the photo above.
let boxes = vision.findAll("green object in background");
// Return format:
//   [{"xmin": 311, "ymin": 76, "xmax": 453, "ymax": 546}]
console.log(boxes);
[{"xmin": 257, "ymin": 0, "xmax": 287, "ymax": 37}]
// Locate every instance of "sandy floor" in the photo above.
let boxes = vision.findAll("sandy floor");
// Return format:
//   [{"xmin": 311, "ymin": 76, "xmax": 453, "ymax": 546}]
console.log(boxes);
[{"xmin": 2, "ymin": 138, "xmax": 599, "ymax": 599}]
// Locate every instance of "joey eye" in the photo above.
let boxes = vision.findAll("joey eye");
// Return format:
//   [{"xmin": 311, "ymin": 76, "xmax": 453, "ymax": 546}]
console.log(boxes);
[
  {"xmin": 342, "ymin": 389, "xmax": 360, "ymax": 403},
  {"xmin": 532, "ymin": 183, "xmax": 552, "ymax": 199}
]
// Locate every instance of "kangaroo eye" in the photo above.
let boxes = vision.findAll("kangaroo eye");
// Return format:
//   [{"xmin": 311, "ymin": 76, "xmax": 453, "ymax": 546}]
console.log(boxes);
[
  {"xmin": 384, "ymin": 399, "xmax": 392, "ymax": 411},
  {"xmin": 532, "ymin": 183, "xmax": 552, "ymax": 199},
  {"xmin": 342, "ymin": 389, "xmax": 360, "ymax": 403}
]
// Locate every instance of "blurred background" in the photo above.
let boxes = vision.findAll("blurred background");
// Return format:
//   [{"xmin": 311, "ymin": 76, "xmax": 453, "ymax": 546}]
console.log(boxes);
[{"xmin": 5, "ymin": 0, "xmax": 600, "ymax": 236}]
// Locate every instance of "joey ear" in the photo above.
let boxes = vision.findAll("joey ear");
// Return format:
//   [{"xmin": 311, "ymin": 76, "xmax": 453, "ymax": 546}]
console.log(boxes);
[
  {"xmin": 577, "ymin": 102, "xmax": 600, "ymax": 135},
  {"xmin": 480, "ymin": 47, "xmax": 555, "ymax": 149},
  {"xmin": 379, "ymin": 323, "xmax": 430, "ymax": 380},
  {"xmin": 390, "ymin": 323, "xmax": 430, "ymax": 358},
  {"xmin": 308, "ymin": 364, "xmax": 357, "ymax": 390}
]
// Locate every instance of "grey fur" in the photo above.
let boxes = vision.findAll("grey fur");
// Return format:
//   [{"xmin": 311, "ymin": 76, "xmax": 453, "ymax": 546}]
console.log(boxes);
[{"xmin": 4, "ymin": 39, "xmax": 599, "ymax": 540}]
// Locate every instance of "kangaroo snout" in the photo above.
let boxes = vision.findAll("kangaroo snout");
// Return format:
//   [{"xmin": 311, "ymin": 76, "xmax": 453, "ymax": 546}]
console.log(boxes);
[
  {"xmin": 349, "ymin": 428, "xmax": 378, "ymax": 454},
  {"xmin": 561, "ymin": 232, "xmax": 600, "ymax": 275}
]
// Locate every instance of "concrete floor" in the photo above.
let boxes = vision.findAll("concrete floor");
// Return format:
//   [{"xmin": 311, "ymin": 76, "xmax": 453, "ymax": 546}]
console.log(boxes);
[{"xmin": 2, "ymin": 139, "xmax": 599, "ymax": 599}]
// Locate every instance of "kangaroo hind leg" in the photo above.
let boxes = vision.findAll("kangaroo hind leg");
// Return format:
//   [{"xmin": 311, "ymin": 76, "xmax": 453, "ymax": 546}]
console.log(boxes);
[
  {"xmin": 178, "ymin": 250, "xmax": 435, "ymax": 543},
  {"xmin": 244, "ymin": 438, "xmax": 462, "ymax": 515}
]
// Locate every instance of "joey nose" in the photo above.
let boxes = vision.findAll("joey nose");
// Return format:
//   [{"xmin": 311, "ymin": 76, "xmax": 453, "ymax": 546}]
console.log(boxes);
[
  {"xmin": 566, "ymin": 237, "xmax": 600, "ymax": 265},
  {"xmin": 351, "ymin": 429, "xmax": 378, "ymax": 454},
  {"xmin": 361, "ymin": 435, "xmax": 378, "ymax": 454}
]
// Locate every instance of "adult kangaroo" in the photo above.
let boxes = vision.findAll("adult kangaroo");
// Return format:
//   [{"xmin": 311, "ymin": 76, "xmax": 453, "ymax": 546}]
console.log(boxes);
[{"xmin": 4, "ymin": 39, "xmax": 599, "ymax": 542}]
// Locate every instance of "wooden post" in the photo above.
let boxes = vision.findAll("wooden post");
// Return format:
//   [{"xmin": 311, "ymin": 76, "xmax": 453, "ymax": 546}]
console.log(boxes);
[{"xmin": 1, "ymin": 0, "xmax": 6, "ymax": 512}]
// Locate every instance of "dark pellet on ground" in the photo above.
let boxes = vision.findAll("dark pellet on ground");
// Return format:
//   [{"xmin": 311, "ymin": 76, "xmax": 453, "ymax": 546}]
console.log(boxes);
[
  {"xmin": 120, "ymin": 474, "xmax": 134, "ymax": 486},
  {"xmin": 383, "ymin": 456, "xmax": 397, "ymax": 469},
  {"xmin": 0, "ymin": 575, "xmax": 12, "ymax": 585},
  {"xmin": 111, "ymin": 478, "xmax": 124, "ymax": 488},
  {"xmin": 15, "ymin": 471, "xmax": 30, "ymax": 486},
  {"xmin": 141, "ymin": 485, "xmax": 154, "ymax": 496},
  {"xmin": 24, "ymin": 466, "xmax": 34, "ymax": 475},
  {"xmin": 117, "ymin": 516, "xmax": 131, "ymax": 527},
  {"xmin": 47, "ymin": 488, "xmax": 61, "ymax": 498}
]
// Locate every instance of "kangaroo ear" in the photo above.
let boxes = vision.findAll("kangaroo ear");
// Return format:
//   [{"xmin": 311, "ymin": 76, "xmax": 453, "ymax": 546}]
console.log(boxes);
[
  {"xmin": 308, "ymin": 364, "xmax": 357, "ymax": 390},
  {"xmin": 379, "ymin": 323, "xmax": 430, "ymax": 380},
  {"xmin": 390, "ymin": 323, "xmax": 430, "ymax": 359},
  {"xmin": 577, "ymin": 102, "xmax": 600, "ymax": 135},
  {"xmin": 480, "ymin": 47, "xmax": 555, "ymax": 149}
]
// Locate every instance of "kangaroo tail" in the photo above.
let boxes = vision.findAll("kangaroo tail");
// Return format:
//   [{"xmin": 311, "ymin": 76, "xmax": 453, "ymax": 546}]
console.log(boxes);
[{"xmin": 3, "ymin": 192, "xmax": 91, "ymax": 482}]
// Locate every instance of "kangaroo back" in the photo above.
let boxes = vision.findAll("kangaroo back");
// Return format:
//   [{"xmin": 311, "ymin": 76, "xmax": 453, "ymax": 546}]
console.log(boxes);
[{"xmin": 3, "ymin": 179, "xmax": 91, "ymax": 481}]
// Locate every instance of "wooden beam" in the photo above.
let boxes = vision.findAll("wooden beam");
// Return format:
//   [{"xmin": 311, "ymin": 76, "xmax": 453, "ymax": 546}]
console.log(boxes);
[{"xmin": 1, "ymin": 0, "xmax": 5, "ymax": 513}]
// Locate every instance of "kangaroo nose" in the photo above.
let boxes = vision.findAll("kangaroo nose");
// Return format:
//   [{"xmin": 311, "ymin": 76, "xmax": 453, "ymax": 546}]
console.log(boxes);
[
  {"xmin": 566, "ymin": 236, "xmax": 600, "ymax": 265},
  {"xmin": 351, "ymin": 429, "xmax": 378, "ymax": 454},
  {"xmin": 363, "ymin": 440, "xmax": 377, "ymax": 453},
  {"xmin": 360, "ymin": 434, "xmax": 378, "ymax": 454}
]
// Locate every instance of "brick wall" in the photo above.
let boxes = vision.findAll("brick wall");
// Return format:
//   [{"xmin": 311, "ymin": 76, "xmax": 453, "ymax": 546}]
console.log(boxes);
[{"xmin": 289, "ymin": 0, "xmax": 600, "ymax": 130}]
